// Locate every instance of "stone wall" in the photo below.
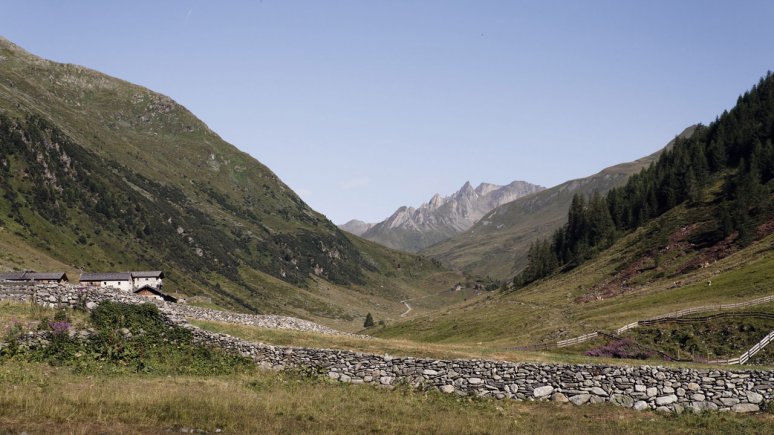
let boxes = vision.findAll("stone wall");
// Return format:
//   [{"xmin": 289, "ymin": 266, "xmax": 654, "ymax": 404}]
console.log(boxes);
[
  {"xmin": 1, "ymin": 284, "xmax": 772, "ymax": 413},
  {"xmin": 0, "ymin": 284, "xmax": 354, "ymax": 336},
  {"xmin": 189, "ymin": 327, "xmax": 772, "ymax": 413}
]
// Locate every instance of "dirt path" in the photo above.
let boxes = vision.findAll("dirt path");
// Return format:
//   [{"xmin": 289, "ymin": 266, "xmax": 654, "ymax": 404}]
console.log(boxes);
[{"xmin": 400, "ymin": 300, "xmax": 412, "ymax": 317}]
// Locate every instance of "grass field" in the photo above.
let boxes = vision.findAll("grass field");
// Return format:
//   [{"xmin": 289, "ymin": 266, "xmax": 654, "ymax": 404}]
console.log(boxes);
[
  {"xmin": 1, "ymin": 361, "xmax": 773, "ymax": 434},
  {"xmin": 190, "ymin": 318, "xmax": 774, "ymax": 371}
]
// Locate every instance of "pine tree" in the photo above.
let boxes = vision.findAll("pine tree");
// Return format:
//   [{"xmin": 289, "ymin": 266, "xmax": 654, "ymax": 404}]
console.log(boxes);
[{"xmin": 363, "ymin": 312, "xmax": 374, "ymax": 328}]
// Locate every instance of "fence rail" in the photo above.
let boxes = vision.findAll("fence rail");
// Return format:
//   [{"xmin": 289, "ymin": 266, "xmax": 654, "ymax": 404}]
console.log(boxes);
[
  {"xmin": 514, "ymin": 292, "xmax": 774, "ymax": 363},
  {"xmin": 708, "ymin": 330, "xmax": 774, "ymax": 365}
]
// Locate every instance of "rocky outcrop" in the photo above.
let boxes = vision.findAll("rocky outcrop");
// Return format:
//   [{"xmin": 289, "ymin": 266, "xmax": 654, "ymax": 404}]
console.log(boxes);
[{"xmin": 353, "ymin": 180, "xmax": 545, "ymax": 252}]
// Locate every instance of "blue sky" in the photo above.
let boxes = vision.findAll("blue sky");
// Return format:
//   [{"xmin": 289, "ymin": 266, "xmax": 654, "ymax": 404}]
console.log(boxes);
[{"xmin": 2, "ymin": 1, "xmax": 773, "ymax": 224}]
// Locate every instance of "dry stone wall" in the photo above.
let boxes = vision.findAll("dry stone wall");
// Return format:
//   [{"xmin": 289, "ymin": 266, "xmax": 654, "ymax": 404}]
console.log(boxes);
[
  {"xmin": 0, "ymin": 284, "xmax": 353, "ymax": 336},
  {"xmin": 1, "ymin": 284, "xmax": 772, "ymax": 413}
]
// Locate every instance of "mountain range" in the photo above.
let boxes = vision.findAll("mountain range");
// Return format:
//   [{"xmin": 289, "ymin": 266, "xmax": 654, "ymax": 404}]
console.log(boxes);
[
  {"xmin": 422, "ymin": 126, "xmax": 697, "ymax": 279},
  {"xmin": 0, "ymin": 37, "xmax": 459, "ymax": 330},
  {"xmin": 340, "ymin": 180, "xmax": 544, "ymax": 252}
]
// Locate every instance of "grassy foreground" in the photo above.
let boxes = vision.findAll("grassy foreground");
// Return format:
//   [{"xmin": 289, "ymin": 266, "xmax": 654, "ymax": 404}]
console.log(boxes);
[
  {"xmin": 1, "ymin": 362, "xmax": 773, "ymax": 434},
  {"xmin": 2, "ymin": 302, "xmax": 774, "ymax": 433}
]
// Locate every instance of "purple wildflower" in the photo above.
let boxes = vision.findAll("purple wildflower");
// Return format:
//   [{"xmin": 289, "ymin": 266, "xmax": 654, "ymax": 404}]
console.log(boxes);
[{"xmin": 49, "ymin": 321, "xmax": 71, "ymax": 334}]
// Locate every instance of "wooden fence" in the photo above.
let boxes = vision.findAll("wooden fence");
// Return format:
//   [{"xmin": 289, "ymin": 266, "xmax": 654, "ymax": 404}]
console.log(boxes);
[
  {"xmin": 527, "ymin": 293, "xmax": 774, "ymax": 365},
  {"xmin": 614, "ymin": 294, "xmax": 774, "ymax": 335},
  {"xmin": 707, "ymin": 330, "xmax": 774, "ymax": 365}
]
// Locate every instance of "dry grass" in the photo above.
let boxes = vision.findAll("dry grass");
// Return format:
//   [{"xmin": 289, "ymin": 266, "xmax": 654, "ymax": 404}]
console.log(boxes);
[
  {"xmin": 376, "ymin": 231, "xmax": 774, "ymax": 347},
  {"xmin": 190, "ymin": 319, "xmax": 774, "ymax": 370},
  {"xmin": 0, "ymin": 361, "xmax": 772, "ymax": 434}
]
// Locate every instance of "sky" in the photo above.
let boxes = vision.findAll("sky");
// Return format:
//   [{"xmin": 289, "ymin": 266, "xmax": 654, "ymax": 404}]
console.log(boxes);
[{"xmin": 1, "ymin": 1, "xmax": 773, "ymax": 224}]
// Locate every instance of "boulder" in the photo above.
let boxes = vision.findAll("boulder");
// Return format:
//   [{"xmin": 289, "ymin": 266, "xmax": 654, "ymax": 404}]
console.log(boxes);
[
  {"xmin": 720, "ymin": 398, "xmax": 740, "ymax": 407},
  {"xmin": 610, "ymin": 394, "xmax": 634, "ymax": 408},
  {"xmin": 746, "ymin": 391, "xmax": 764, "ymax": 404},
  {"xmin": 690, "ymin": 401, "xmax": 719, "ymax": 413},
  {"xmin": 533, "ymin": 385, "xmax": 554, "ymax": 398},
  {"xmin": 655, "ymin": 395, "xmax": 678, "ymax": 406},
  {"xmin": 731, "ymin": 404, "xmax": 759, "ymax": 414},
  {"xmin": 551, "ymin": 392, "xmax": 569, "ymax": 403},
  {"xmin": 569, "ymin": 394, "xmax": 591, "ymax": 406},
  {"xmin": 633, "ymin": 401, "xmax": 649, "ymax": 411}
]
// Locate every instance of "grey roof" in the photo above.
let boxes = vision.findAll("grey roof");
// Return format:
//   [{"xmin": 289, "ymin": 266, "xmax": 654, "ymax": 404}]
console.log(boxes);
[
  {"xmin": 26, "ymin": 272, "xmax": 68, "ymax": 281},
  {"xmin": 130, "ymin": 271, "xmax": 164, "ymax": 278},
  {"xmin": 80, "ymin": 272, "xmax": 132, "ymax": 282},
  {"xmin": 0, "ymin": 271, "xmax": 27, "ymax": 280},
  {"xmin": 0, "ymin": 271, "xmax": 68, "ymax": 281}
]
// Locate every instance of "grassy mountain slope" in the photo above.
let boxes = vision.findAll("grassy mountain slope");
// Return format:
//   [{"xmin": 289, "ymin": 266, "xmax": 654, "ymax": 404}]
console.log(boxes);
[
  {"xmin": 421, "ymin": 126, "xmax": 696, "ymax": 279},
  {"xmin": 380, "ymin": 73, "xmax": 774, "ymax": 351},
  {"xmin": 376, "ymin": 200, "xmax": 774, "ymax": 346},
  {"xmin": 0, "ymin": 37, "xmax": 460, "ymax": 330}
]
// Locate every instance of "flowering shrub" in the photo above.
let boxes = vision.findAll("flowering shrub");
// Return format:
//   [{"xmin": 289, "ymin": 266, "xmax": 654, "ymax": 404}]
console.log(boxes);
[
  {"xmin": 49, "ymin": 321, "xmax": 71, "ymax": 334},
  {"xmin": 585, "ymin": 338, "xmax": 654, "ymax": 360}
]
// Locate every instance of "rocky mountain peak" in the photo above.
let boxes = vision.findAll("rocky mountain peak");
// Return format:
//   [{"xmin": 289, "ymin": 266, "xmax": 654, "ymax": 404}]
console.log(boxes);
[
  {"xmin": 428, "ymin": 193, "xmax": 445, "ymax": 209},
  {"xmin": 348, "ymin": 179, "xmax": 546, "ymax": 252}
]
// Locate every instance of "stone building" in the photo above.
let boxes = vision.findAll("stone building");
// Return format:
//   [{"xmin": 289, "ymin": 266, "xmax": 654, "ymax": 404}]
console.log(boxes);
[
  {"xmin": 130, "ymin": 271, "xmax": 164, "ymax": 289},
  {"xmin": 79, "ymin": 272, "xmax": 133, "ymax": 291}
]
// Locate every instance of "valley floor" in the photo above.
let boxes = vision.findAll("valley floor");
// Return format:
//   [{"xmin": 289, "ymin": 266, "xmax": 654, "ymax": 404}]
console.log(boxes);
[{"xmin": 1, "ymin": 361, "xmax": 773, "ymax": 434}]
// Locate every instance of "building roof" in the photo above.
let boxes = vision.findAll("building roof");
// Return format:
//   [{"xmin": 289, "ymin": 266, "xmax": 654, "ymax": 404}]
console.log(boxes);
[
  {"xmin": 0, "ymin": 271, "xmax": 68, "ymax": 281},
  {"xmin": 130, "ymin": 271, "xmax": 164, "ymax": 279},
  {"xmin": 26, "ymin": 272, "xmax": 68, "ymax": 281},
  {"xmin": 0, "ymin": 271, "xmax": 27, "ymax": 281},
  {"xmin": 134, "ymin": 284, "xmax": 177, "ymax": 302},
  {"xmin": 80, "ymin": 272, "xmax": 132, "ymax": 282}
]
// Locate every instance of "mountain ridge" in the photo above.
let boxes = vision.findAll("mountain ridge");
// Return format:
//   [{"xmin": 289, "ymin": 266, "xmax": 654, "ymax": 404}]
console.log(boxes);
[
  {"xmin": 421, "ymin": 125, "xmax": 698, "ymax": 279},
  {"xmin": 341, "ymin": 180, "xmax": 544, "ymax": 252},
  {"xmin": 0, "ymin": 36, "xmax": 459, "ymax": 329}
]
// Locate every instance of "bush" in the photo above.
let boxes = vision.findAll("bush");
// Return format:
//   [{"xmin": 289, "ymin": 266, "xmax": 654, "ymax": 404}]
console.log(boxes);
[
  {"xmin": 585, "ymin": 338, "xmax": 654, "ymax": 360},
  {"xmin": 4, "ymin": 302, "xmax": 254, "ymax": 376}
]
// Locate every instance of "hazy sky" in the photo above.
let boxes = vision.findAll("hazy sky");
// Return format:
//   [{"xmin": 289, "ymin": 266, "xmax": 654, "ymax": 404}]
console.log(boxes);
[{"xmin": 2, "ymin": 1, "xmax": 773, "ymax": 224}]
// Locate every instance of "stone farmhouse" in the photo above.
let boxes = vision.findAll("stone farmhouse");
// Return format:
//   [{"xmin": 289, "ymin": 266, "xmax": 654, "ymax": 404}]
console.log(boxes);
[
  {"xmin": 0, "ymin": 271, "xmax": 69, "ymax": 284},
  {"xmin": 79, "ymin": 271, "xmax": 175, "ymax": 302},
  {"xmin": 79, "ymin": 272, "xmax": 134, "ymax": 291},
  {"xmin": 79, "ymin": 271, "xmax": 164, "ymax": 292}
]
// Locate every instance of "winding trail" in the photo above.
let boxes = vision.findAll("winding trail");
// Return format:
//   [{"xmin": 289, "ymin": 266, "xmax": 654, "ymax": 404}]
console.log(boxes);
[{"xmin": 400, "ymin": 300, "xmax": 412, "ymax": 317}]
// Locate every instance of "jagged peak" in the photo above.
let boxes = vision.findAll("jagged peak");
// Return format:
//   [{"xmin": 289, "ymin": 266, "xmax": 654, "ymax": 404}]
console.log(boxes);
[
  {"xmin": 428, "ymin": 193, "xmax": 445, "ymax": 208},
  {"xmin": 475, "ymin": 182, "xmax": 501, "ymax": 196}
]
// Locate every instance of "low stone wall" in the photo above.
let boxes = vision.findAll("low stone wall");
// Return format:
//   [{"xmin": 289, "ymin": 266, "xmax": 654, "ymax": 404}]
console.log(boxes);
[
  {"xmin": 189, "ymin": 327, "xmax": 772, "ymax": 413},
  {"xmin": 0, "ymin": 284, "xmax": 355, "ymax": 336},
  {"xmin": 2, "ymin": 284, "xmax": 772, "ymax": 413}
]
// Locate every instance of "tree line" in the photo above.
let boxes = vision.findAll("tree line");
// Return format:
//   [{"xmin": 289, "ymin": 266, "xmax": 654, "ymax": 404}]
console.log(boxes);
[{"xmin": 514, "ymin": 72, "xmax": 774, "ymax": 287}]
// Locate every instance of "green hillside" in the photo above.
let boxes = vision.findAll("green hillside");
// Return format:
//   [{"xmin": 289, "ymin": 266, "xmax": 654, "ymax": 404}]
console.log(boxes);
[
  {"xmin": 379, "ymin": 74, "xmax": 774, "ymax": 350},
  {"xmin": 421, "ymin": 126, "xmax": 695, "ymax": 279},
  {"xmin": 0, "ymin": 37, "xmax": 459, "ymax": 330}
]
